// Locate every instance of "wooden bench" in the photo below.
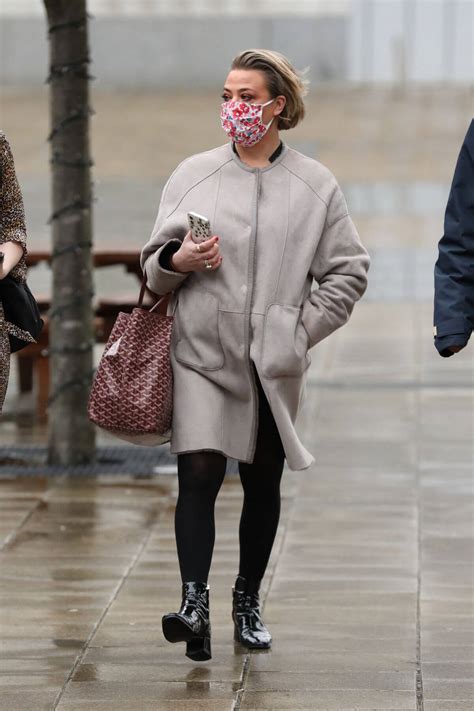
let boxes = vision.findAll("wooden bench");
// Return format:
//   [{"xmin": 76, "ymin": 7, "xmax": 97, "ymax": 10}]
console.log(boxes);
[
  {"xmin": 17, "ymin": 250, "xmax": 148, "ymax": 421},
  {"xmin": 16, "ymin": 315, "xmax": 108, "ymax": 422},
  {"xmin": 95, "ymin": 294, "xmax": 153, "ymax": 340}
]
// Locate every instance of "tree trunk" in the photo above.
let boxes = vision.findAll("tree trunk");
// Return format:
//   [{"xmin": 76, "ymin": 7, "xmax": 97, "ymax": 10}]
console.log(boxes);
[{"xmin": 44, "ymin": 0, "xmax": 95, "ymax": 466}]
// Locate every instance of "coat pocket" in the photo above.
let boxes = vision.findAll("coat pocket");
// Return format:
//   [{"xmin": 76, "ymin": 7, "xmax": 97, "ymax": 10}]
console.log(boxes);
[
  {"xmin": 261, "ymin": 303, "xmax": 311, "ymax": 379},
  {"xmin": 174, "ymin": 288, "xmax": 225, "ymax": 371}
]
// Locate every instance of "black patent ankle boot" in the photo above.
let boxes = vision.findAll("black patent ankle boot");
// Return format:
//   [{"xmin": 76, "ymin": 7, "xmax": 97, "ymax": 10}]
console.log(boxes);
[
  {"xmin": 162, "ymin": 581, "xmax": 211, "ymax": 661},
  {"xmin": 232, "ymin": 575, "xmax": 271, "ymax": 649}
]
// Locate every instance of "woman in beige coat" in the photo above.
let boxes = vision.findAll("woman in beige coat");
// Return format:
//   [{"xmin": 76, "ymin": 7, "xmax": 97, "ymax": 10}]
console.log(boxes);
[
  {"xmin": 0, "ymin": 132, "xmax": 29, "ymax": 413},
  {"xmin": 140, "ymin": 49, "xmax": 370, "ymax": 661}
]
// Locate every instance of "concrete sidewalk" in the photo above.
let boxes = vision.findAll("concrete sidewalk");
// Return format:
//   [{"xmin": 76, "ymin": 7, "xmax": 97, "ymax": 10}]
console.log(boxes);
[{"xmin": 1, "ymin": 299, "xmax": 473, "ymax": 710}]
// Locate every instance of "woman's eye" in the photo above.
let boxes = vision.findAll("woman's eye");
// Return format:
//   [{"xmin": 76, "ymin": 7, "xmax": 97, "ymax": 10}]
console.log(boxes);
[{"xmin": 221, "ymin": 94, "xmax": 254, "ymax": 102}]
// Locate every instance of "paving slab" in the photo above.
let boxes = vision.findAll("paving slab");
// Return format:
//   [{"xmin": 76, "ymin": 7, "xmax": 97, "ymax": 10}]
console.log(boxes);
[
  {"xmin": 0, "ymin": 690, "xmax": 60, "ymax": 711},
  {"xmin": 422, "ymin": 645, "xmax": 474, "ymax": 664},
  {"xmin": 239, "ymin": 688, "xmax": 417, "ymax": 709},
  {"xmin": 56, "ymin": 701, "xmax": 234, "ymax": 711},
  {"xmin": 422, "ymin": 662, "xmax": 474, "ymax": 679},
  {"xmin": 243, "ymin": 670, "xmax": 415, "ymax": 691},
  {"xmin": 422, "ymin": 679, "xmax": 474, "ymax": 699},
  {"xmin": 424, "ymin": 703, "xmax": 474, "ymax": 711}
]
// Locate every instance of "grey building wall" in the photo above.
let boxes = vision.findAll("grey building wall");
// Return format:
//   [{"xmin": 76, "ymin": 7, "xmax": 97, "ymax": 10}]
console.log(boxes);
[
  {"xmin": 0, "ymin": 16, "xmax": 347, "ymax": 88},
  {"xmin": 1, "ymin": 4, "xmax": 472, "ymax": 88}
]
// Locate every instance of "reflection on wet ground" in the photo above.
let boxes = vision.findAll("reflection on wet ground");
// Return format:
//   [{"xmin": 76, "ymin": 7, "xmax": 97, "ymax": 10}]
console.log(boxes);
[
  {"xmin": 0, "ymin": 445, "xmax": 175, "ymax": 475},
  {"xmin": 1, "ymin": 89, "xmax": 473, "ymax": 709}
]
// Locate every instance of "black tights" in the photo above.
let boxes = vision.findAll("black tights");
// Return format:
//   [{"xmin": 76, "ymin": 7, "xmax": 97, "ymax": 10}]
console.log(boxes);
[{"xmin": 174, "ymin": 369, "xmax": 285, "ymax": 584}]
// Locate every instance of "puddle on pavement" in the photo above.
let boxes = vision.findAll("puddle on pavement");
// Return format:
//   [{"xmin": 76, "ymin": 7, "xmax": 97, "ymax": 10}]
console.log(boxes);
[
  {"xmin": 72, "ymin": 664, "xmax": 98, "ymax": 682},
  {"xmin": 52, "ymin": 638, "xmax": 85, "ymax": 649},
  {"xmin": 6, "ymin": 530, "xmax": 50, "ymax": 549}
]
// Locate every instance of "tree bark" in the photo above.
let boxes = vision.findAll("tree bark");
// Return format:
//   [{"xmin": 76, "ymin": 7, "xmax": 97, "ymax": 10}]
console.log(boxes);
[{"xmin": 44, "ymin": 0, "xmax": 95, "ymax": 466}]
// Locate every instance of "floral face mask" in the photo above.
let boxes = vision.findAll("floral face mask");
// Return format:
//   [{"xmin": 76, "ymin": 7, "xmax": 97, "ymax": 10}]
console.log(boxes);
[{"xmin": 220, "ymin": 98, "xmax": 275, "ymax": 147}]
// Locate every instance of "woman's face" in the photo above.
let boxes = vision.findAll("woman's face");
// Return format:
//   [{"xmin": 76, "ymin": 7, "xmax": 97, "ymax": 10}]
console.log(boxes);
[{"xmin": 222, "ymin": 69, "xmax": 285, "ymax": 127}]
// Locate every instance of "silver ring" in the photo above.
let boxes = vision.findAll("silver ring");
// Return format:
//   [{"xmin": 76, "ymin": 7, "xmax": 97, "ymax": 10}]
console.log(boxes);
[
  {"xmin": 205, "ymin": 260, "xmax": 212, "ymax": 270},
  {"xmin": 195, "ymin": 243, "xmax": 202, "ymax": 252}
]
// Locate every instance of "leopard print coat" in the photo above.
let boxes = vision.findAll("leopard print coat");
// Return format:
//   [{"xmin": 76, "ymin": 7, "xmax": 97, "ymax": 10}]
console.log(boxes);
[{"xmin": 0, "ymin": 131, "xmax": 29, "ymax": 412}]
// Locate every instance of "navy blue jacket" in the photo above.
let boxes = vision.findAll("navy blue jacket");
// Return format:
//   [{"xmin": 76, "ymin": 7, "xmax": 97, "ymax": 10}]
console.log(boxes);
[{"xmin": 434, "ymin": 120, "xmax": 474, "ymax": 356}]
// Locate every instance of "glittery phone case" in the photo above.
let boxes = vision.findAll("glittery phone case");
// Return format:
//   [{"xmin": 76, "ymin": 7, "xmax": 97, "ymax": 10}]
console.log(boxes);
[{"xmin": 187, "ymin": 211, "xmax": 212, "ymax": 243}]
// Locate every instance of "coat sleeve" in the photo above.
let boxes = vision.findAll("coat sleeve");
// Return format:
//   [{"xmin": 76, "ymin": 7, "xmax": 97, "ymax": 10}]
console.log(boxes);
[
  {"xmin": 0, "ymin": 133, "xmax": 28, "ymax": 283},
  {"xmin": 433, "ymin": 120, "xmax": 474, "ymax": 357},
  {"xmin": 301, "ymin": 185, "xmax": 370, "ymax": 349},
  {"xmin": 139, "ymin": 165, "xmax": 191, "ymax": 296}
]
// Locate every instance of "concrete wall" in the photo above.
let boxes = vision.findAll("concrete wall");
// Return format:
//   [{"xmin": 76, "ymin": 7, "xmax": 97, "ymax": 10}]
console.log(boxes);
[
  {"xmin": 0, "ymin": 16, "xmax": 346, "ymax": 88},
  {"xmin": 1, "ymin": 3, "xmax": 472, "ymax": 88}
]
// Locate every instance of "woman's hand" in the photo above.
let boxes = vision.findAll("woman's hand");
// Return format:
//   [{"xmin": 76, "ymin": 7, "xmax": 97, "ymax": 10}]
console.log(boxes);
[
  {"xmin": 0, "ymin": 241, "xmax": 24, "ymax": 280},
  {"xmin": 170, "ymin": 231, "xmax": 222, "ymax": 273}
]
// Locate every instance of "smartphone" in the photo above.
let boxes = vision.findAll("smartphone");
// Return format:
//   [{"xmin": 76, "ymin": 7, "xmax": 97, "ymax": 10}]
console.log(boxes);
[{"xmin": 187, "ymin": 211, "xmax": 212, "ymax": 244}]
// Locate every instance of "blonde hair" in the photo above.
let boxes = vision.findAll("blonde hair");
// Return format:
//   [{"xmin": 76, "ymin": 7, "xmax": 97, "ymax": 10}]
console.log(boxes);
[{"xmin": 230, "ymin": 49, "xmax": 309, "ymax": 131}]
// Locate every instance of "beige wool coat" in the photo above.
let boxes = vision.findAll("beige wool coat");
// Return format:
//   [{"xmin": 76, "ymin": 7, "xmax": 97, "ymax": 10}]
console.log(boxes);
[{"xmin": 140, "ymin": 141, "xmax": 370, "ymax": 471}]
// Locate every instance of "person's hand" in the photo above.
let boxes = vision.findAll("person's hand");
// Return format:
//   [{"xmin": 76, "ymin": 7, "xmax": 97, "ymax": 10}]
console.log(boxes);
[
  {"xmin": 447, "ymin": 344, "xmax": 465, "ymax": 354},
  {"xmin": 0, "ymin": 241, "xmax": 23, "ymax": 279},
  {"xmin": 170, "ymin": 231, "xmax": 222, "ymax": 273}
]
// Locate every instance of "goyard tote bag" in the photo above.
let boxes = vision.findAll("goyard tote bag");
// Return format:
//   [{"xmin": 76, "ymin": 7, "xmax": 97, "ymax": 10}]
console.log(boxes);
[{"xmin": 88, "ymin": 276, "xmax": 173, "ymax": 445}]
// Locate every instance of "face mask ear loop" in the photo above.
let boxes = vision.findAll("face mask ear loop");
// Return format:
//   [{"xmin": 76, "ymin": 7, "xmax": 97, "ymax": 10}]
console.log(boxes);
[
  {"xmin": 265, "ymin": 117, "xmax": 275, "ymax": 131},
  {"xmin": 262, "ymin": 98, "xmax": 276, "ymax": 131}
]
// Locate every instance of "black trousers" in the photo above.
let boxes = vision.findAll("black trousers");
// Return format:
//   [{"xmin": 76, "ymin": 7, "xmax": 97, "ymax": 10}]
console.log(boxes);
[{"xmin": 174, "ymin": 365, "xmax": 285, "ymax": 583}]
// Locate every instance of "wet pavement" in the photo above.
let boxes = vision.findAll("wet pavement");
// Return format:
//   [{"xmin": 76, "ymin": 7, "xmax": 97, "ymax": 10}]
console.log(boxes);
[{"xmin": 1, "ymin": 87, "xmax": 473, "ymax": 709}]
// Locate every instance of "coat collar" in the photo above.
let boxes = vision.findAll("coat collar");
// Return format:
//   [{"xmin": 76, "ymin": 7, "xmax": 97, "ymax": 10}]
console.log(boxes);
[{"xmin": 228, "ymin": 140, "xmax": 289, "ymax": 173}]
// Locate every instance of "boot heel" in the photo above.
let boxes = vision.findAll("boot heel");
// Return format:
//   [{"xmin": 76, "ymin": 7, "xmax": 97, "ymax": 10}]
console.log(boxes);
[
  {"xmin": 186, "ymin": 634, "xmax": 212, "ymax": 662},
  {"xmin": 233, "ymin": 624, "xmax": 241, "ymax": 643}
]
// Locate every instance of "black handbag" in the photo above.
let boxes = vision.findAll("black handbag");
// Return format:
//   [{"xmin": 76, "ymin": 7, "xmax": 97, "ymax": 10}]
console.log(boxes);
[{"xmin": 0, "ymin": 274, "xmax": 44, "ymax": 353}]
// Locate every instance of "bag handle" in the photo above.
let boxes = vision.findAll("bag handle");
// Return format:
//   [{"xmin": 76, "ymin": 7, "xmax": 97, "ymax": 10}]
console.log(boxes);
[{"xmin": 138, "ymin": 274, "xmax": 170, "ymax": 316}]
